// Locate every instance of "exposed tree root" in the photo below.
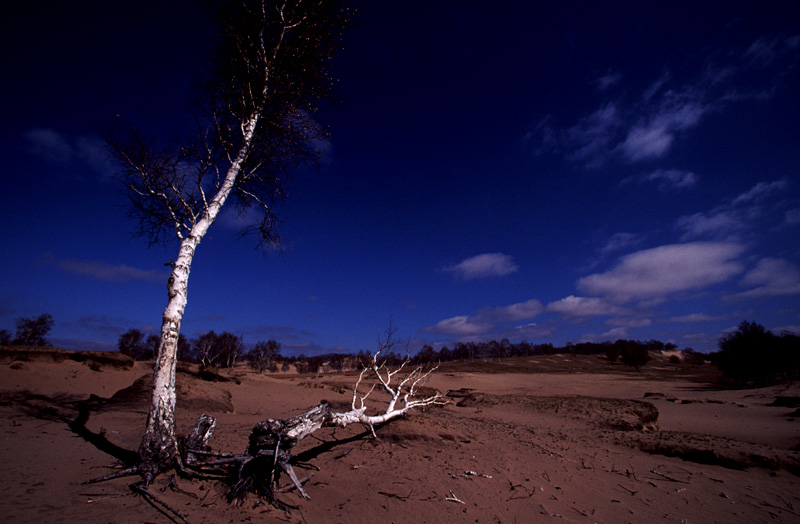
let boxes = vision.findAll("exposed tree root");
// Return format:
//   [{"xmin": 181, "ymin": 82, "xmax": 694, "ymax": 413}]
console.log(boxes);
[
  {"xmin": 132, "ymin": 481, "xmax": 192, "ymax": 524},
  {"xmin": 86, "ymin": 329, "xmax": 447, "ymax": 513}
]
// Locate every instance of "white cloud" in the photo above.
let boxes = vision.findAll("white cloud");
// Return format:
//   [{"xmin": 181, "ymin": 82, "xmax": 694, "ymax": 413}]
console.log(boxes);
[
  {"xmin": 776, "ymin": 325, "xmax": 800, "ymax": 335},
  {"xmin": 511, "ymin": 323, "xmax": 555, "ymax": 339},
  {"xmin": 744, "ymin": 35, "xmax": 800, "ymax": 67},
  {"xmin": 601, "ymin": 327, "xmax": 629, "ymax": 340},
  {"xmin": 24, "ymin": 128, "xmax": 75, "ymax": 162},
  {"xmin": 443, "ymin": 253, "xmax": 519, "ymax": 280},
  {"xmin": 643, "ymin": 70, "xmax": 671, "ymax": 102},
  {"xmin": 478, "ymin": 299, "xmax": 544, "ymax": 322},
  {"xmin": 528, "ymin": 33, "xmax": 797, "ymax": 169},
  {"xmin": 424, "ymin": 298, "xmax": 544, "ymax": 338},
  {"xmin": 645, "ymin": 169, "xmax": 697, "ymax": 190},
  {"xmin": 567, "ymin": 102, "xmax": 621, "ymax": 168},
  {"xmin": 676, "ymin": 209, "xmax": 744, "ymax": 240},
  {"xmin": 594, "ymin": 70, "xmax": 622, "ymax": 90},
  {"xmin": 620, "ymin": 101, "xmax": 705, "ymax": 162},
  {"xmin": 620, "ymin": 126, "xmax": 672, "ymax": 160},
  {"xmin": 731, "ymin": 180, "xmax": 788, "ymax": 205},
  {"xmin": 606, "ymin": 317, "xmax": 652, "ymax": 328},
  {"xmin": 670, "ymin": 313, "xmax": 727, "ymax": 323},
  {"xmin": 52, "ymin": 256, "xmax": 167, "ymax": 283},
  {"xmin": 424, "ymin": 315, "xmax": 493, "ymax": 336},
  {"xmin": 23, "ymin": 127, "xmax": 113, "ymax": 177},
  {"xmin": 786, "ymin": 209, "xmax": 800, "ymax": 225},
  {"xmin": 577, "ymin": 242, "xmax": 746, "ymax": 303},
  {"xmin": 579, "ymin": 326, "xmax": 629, "ymax": 343},
  {"xmin": 546, "ymin": 295, "xmax": 624, "ymax": 317},
  {"xmin": 601, "ymin": 232, "xmax": 646, "ymax": 255},
  {"xmin": 736, "ymin": 258, "xmax": 800, "ymax": 298},
  {"xmin": 74, "ymin": 135, "xmax": 115, "ymax": 175},
  {"xmin": 677, "ymin": 179, "xmax": 789, "ymax": 240}
]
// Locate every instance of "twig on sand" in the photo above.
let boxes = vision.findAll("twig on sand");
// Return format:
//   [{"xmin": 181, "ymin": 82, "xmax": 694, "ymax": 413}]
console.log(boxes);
[
  {"xmin": 539, "ymin": 503, "xmax": 562, "ymax": 517},
  {"xmin": 334, "ymin": 448, "xmax": 354, "ymax": 459},
  {"xmin": 649, "ymin": 469, "xmax": 688, "ymax": 483},
  {"xmin": 131, "ymin": 481, "xmax": 191, "ymax": 524},
  {"xmin": 378, "ymin": 490, "xmax": 412, "ymax": 501},
  {"xmin": 570, "ymin": 504, "xmax": 588, "ymax": 517},
  {"xmin": 276, "ymin": 474, "xmax": 314, "ymax": 494},
  {"xmin": 743, "ymin": 493, "xmax": 800, "ymax": 516},
  {"xmin": 165, "ymin": 475, "xmax": 198, "ymax": 499},
  {"xmin": 446, "ymin": 490, "xmax": 465, "ymax": 504}
]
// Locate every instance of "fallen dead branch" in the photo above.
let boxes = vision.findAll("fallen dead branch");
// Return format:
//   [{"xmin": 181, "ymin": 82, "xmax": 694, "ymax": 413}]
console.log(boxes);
[
  {"xmin": 90, "ymin": 324, "xmax": 447, "ymax": 512},
  {"xmin": 446, "ymin": 490, "xmax": 465, "ymax": 504}
]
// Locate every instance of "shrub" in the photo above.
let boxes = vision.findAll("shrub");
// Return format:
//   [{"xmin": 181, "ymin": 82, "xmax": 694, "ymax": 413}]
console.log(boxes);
[
  {"xmin": 683, "ymin": 348, "xmax": 705, "ymax": 367},
  {"xmin": 248, "ymin": 340, "xmax": 281, "ymax": 374},
  {"xmin": 615, "ymin": 339, "xmax": 651, "ymax": 371},
  {"xmin": 13, "ymin": 314, "xmax": 53, "ymax": 346},
  {"xmin": 715, "ymin": 321, "xmax": 800, "ymax": 386},
  {"xmin": 605, "ymin": 346, "xmax": 621, "ymax": 362}
]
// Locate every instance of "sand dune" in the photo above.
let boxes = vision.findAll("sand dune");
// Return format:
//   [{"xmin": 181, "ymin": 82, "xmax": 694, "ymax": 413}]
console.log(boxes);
[{"xmin": 1, "ymin": 349, "xmax": 798, "ymax": 523}]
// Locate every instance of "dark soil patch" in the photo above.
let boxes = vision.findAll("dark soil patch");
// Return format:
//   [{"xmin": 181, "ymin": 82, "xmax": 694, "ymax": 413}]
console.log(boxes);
[
  {"xmin": 0, "ymin": 346, "xmax": 134, "ymax": 369},
  {"xmin": 457, "ymin": 393, "xmax": 659, "ymax": 431},
  {"xmin": 769, "ymin": 396, "xmax": 800, "ymax": 408}
]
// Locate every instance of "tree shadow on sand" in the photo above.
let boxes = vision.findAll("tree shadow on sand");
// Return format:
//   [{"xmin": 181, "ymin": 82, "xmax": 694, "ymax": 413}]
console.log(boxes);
[{"xmin": 1, "ymin": 390, "xmax": 139, "ymax": 465}]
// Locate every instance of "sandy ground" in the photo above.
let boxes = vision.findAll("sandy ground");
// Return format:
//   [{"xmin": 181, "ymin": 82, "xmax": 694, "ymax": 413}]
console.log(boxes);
[{"xmin": 1, "ymin": 349, "xmax": 799, "ymax": 523}]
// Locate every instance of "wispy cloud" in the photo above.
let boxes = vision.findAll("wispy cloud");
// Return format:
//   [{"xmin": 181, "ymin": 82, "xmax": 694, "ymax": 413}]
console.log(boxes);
[
  {"xmin": 625, "ymin": 168, "xmax": 697, "ymax": 191},
  {"xmin": 736, "ymin": 258, "xmax": 800, "ymax": 298},
  {"xmin": 606, "ymin": 317, "xmax": 652, "ymax": 328},
  {"xmin": 577, "ymin": 242, "xmax": 746, "ymax": 304},
  {"xmin": 423, "ymin": 298, "xmax": 543, "ymax": 337},
  {"xmin": 23, "ymin": 128, "xmax": 114, "ymax": 178},
  {"xmin": 600, "ymin": 232, "xmax": 647, "ymax": 255},
  {"xmin": 669, "ymin": 313, "xmax": 727, "ymax": 323},
  {"xmin": 442, "ymin": 253, "xmax": 519, "ymax": 280},
  {"xmin": 619, "ymin": 99, "xmax": 705, "ymax": 162},
  {"xmin": 475, "ymin": 299, "xmax": 544, "ymax": 323},
  {"xmin": 676, "ymin": 210, "xmax": 744, "ymax": 240},
  {"xmin": 47, "ymin": 253, "xmax": 167, "ymax": 283},
  {"xmin": 23, "ymin": 128, "xmax": 74, "ymax": 163},
  {"xmin": 526, "ymin": 33, "xmax": 798, "ymax": 169},
  {"xmin": 731, "ymin": 180, "xmax": 788, "ymax": 205},
  {"xmin": 579, "ymin": 326, "xmax": 629, "ymax": 343},
  {"xmin": 593, "ymin": 70, "xmax": 622, "ymax": 91},
  {"xmin": 677, "ymin": 179, "xmax": 789, "ymax": 240},
  {"xmin": 423, "ymin": 315, "xmax": 493, "ymax": 336},
  {"xmin": 509, "ymin": 323, "xmax": 555, "ymax": 339},
  {"xmin": 566, "ymin": 102, "xmax": 622, "ymax": 168},
  {"xmin": 545, "ymin": 295, "xmax": 625, "ymax": 317}
]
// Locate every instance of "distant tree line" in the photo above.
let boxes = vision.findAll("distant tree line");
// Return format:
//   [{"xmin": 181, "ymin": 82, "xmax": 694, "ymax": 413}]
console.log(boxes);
[
  {"xmin": 0, "ymin": 313, "xmax": 54, "ymax": 346},
  {"xmin": 115, "ymin": 324, "xmax": 713, "ymax": 374},
  {"xmin": 709, "ymin": 320, "xmax": 800, "ymax": 386},
  {"xmin": 14, "ymin": 314, "xmax": 794, "ymax": 386}
]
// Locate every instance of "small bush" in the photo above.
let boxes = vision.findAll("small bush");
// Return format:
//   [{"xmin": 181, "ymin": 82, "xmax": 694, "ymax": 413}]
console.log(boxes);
[{"xmin": 714, "ymin": 321, "xmax": 800, "ymax": 386}]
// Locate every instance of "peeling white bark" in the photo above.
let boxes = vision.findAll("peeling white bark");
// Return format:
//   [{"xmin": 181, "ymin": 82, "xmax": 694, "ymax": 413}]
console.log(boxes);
[{"xmin": 139, "ymin": 115, "xmax": 260, "ymax": 477}]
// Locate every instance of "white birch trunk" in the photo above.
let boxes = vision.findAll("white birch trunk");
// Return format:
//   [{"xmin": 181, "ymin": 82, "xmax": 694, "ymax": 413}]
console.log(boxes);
[{"xmin": 138, "ymin": 118, "xmax": 259, "ymax": 480}]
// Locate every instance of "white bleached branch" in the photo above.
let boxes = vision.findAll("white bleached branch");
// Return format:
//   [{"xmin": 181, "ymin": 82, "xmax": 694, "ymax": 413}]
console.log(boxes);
[{"xmin": 327, "ymin": 327, "xmax": 448, "ymax": 433}]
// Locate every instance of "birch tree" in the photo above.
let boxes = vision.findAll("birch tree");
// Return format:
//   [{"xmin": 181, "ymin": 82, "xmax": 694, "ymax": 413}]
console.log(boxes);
[{"xmin": 106, "ymin": 0, "xmax": 352, "ymax": 484}]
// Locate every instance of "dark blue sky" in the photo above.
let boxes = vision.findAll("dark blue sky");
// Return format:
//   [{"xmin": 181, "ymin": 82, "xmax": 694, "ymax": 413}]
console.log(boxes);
[{"xmin": 2, "ymin": 1, "xmax": 799, "ymax": 355}]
